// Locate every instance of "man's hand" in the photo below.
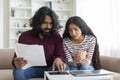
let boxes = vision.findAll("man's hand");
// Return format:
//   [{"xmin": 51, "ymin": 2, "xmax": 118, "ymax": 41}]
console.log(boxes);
[
  {"xmin": 52, "ymin": 58, "xmax": 66, "ymax": 72},
  {"xmin": 14, "ymin": 57, "xmax": 27, "ymax": 68}
]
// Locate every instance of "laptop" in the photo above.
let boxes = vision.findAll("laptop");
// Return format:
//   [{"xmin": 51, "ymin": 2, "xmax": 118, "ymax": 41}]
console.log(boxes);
[{"xmin": 70, "ymin": 69, "xmax": 113, "ymax": 77}]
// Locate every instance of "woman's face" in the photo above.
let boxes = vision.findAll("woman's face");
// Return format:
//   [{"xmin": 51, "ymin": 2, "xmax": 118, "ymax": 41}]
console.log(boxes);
[{"xmin": 68, "ymin": 23, "xmax": 82, "ymax": 40}]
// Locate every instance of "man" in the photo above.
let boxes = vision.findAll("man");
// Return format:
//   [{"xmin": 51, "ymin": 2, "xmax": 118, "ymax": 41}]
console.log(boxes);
[{"xmin": 12, "ymin": 6, "xmax": 66, "ymax": 80}]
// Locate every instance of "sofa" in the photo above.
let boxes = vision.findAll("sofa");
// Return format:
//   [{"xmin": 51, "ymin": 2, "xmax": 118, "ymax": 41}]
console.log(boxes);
[
  {"xmin": 0, "ymin": 49, "xmax": 120, "ymax": 80},
  {"xmin": 0, "ymin": 49, "xmax": 43, "ymax": 80}
]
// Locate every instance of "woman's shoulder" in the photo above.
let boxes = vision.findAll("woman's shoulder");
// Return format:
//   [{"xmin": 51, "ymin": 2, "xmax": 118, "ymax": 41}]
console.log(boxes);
[
  {"xmin": 85, "ymin": 35, "xmax": 96, "ymax": 41},
  {"xmin": 63, "ymin": 38, "xmax": 70, "ymax": 42},
  {"xmin": 63, "ymin": 38, "xmax": 72, "ymax": 44}
]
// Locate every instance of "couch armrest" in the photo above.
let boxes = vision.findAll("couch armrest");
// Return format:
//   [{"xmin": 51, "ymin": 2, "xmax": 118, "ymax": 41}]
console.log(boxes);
[
  {"xmin": 0, "ymin": 49, "xmax": 14, "ymax": 69},
  {"xmin": 100, "ymin": 55, "xmax": 120, "ymax": 73}
]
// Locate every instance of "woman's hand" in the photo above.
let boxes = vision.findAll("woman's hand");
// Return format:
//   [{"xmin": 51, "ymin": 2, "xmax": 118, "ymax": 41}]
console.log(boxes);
[
  {"xmin": 79, "ymin": 58, "xmax": 90, "ymax": 65},
  {"xmin": 52, "ymin": 58, "xmax": 66, "ymax": 72},
  {"xmin": 74, "ymin": 51, "xmax": 87, "ymax": 64},
  {"xmin": 14, "ymin": 57, "xmax": 27, "ymax": 68}
]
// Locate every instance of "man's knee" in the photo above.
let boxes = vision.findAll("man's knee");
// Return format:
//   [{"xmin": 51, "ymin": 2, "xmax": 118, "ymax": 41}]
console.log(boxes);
[
  {"xmin": 13, "ymin": 68, "xmax": 24, "ymax": 74},
  {"xmin": 13, "ymin": 68, "xmax": 26, "ymax": 80}
]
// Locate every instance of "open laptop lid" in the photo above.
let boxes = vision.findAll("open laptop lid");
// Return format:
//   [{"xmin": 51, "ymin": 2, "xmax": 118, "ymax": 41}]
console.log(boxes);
[{"xmin": 70, "ymin": 69, "xmax": 113, "ymax": 77}]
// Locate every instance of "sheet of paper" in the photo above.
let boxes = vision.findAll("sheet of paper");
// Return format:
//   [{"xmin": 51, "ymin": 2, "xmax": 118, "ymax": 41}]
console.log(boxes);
[{"xmin": 15, "ymin": 43, "xmax": 47, "ymax": 69}]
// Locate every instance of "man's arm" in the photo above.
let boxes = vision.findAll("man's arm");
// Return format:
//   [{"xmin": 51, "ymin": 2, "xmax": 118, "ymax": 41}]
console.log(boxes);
[
  {"xmin": 12, "ymin": 32, "xmax": 28, "ymax": 68},
  {"xmin": 52, "ymin": 33, "xmax": 66, "ymax": 72},
  {"xmin": 53, "ymin": 33, "xmax": 66, "ymax": 62}
]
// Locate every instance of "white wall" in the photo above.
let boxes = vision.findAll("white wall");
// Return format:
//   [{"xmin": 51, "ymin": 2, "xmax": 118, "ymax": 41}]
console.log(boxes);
[
  {"xmin": 76, "ymin": 0, "xmax": 120, "ymax": 57},
  {"xmin": 3, "ymin": 0, "xmax": 10, "ymax": 48},
  {"xmin": 0, "ymin": 0, "xmax": 9, "ymax": 48},
  {"xmin": 0, "ymin": 0, "xmax": 3, "ymax": 48}
]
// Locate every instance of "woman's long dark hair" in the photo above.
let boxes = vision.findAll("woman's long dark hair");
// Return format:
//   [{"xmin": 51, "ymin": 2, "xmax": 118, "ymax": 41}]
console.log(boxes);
[
  {"xmin": 63, "ymin": 16, "xmax": 101, "ymax": 70},
  {"xmin": 30, "ymin": 6, "xmax": 59, "ymax": 37}
]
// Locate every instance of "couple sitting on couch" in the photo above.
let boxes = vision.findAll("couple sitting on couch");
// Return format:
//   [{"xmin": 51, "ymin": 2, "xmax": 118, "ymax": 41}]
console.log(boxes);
[{"xmin": 12, "ymin": 6, "xmax": 100, "ymax": 80}]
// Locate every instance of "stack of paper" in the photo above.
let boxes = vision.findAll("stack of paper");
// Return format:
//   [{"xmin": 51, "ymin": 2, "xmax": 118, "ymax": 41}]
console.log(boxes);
[{"xmin": 15, "ymin": 43, "xmax": 47, "ymax": 69}]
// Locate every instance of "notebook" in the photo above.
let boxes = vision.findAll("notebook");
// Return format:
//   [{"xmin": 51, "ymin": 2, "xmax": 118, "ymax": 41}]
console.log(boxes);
[{"xmin": 70, "ymin": 69, "xmax": 113, "ymax": 77}]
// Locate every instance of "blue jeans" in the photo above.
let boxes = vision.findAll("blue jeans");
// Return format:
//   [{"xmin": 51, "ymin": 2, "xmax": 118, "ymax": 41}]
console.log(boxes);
[
  {"xmin": 13, "ymin": 67, "xmax": 52, "ymax": 80},
  {"xmin": 68, "ymin": 64, "xmax": 94, "ymax": 70},
  {"xmin": 13, "ymin": 66, "xmax": 70, "ymax": 80}
]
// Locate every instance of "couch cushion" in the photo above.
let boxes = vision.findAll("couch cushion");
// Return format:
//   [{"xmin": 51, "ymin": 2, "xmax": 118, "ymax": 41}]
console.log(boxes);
[
  {"xmin": 100, "ymin": 55, "xmax": 120, "ymax": 73},
  {"xmin": 0, "ymin": 69, "xmax": 13, "ymax": 80},
  {"xmin": 0, "ymin": 49, "xmax": 14, "ymax": 69}
]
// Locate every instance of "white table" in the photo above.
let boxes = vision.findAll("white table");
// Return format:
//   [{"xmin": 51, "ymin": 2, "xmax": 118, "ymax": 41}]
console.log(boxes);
[{"xmin": 44, "ymin": 69, "xmax": 113, "ymax": 80}]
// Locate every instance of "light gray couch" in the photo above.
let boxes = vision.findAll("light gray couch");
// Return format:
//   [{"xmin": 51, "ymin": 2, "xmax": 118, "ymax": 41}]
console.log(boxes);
[
  {"xmin": 0, "ymin": 49, "xmax": 120, "ymax": 80},
  {"xmin": 0, "ymin": 49, "xmax": 43, "ymax": 80}
]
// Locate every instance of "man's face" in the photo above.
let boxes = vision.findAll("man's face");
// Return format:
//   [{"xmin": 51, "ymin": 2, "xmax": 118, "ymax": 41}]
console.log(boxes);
[{"xmin": 39, "ymin": 15, "xmax": 53, "ymax": 37}]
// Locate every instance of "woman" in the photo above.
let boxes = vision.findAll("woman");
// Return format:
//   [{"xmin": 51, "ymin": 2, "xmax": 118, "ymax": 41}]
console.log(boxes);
[{"xmin": 63, "ymin": 16, "xmax": 101, "ymax": 70}]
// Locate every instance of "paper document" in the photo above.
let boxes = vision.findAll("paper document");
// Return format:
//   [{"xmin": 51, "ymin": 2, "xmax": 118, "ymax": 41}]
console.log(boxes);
[{"xmin": 15, "ymin": 43, "xmax": 47, "ymax": 69}]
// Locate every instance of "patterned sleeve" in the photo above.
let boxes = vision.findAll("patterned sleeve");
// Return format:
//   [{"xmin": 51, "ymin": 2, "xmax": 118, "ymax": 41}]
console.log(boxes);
[
  {"xmin": 87, "ymin": 36, "xmax": 96, "ymax": 60},
  {"xmin": 63, "ymin": 39, "xmax": 73, "ymax": 62}
]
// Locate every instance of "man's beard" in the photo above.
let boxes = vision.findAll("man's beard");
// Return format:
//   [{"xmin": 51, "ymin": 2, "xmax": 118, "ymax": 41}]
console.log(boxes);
[{"xmin": 37, "ymin": 27, "xmax": 52, "ymax": 37}]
